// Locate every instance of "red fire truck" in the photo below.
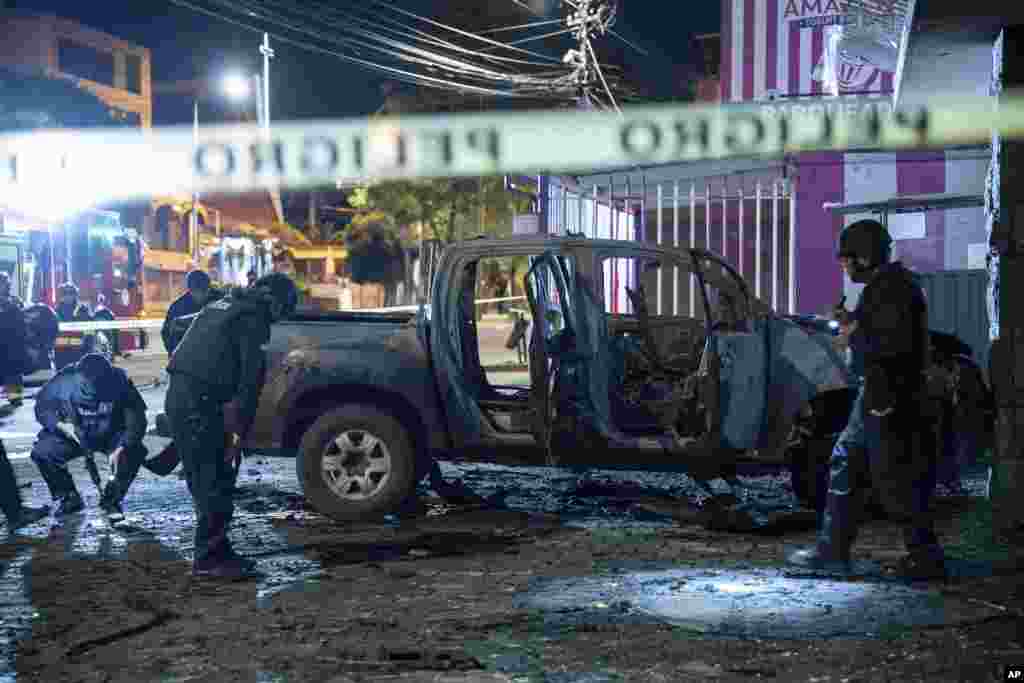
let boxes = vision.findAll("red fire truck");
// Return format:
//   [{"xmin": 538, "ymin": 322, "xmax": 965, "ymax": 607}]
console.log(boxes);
[{"xmin": 0, "ymin": 207, "xmax": 146, "ymax": 375}]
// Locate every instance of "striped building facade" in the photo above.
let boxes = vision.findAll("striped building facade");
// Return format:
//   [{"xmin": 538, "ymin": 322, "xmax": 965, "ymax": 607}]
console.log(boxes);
[{"xmin": 719, "ymin": 0, "xmax": 988, "ymax": 316}]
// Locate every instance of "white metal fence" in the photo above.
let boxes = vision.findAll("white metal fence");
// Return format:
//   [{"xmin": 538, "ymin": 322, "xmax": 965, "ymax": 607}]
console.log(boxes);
[{"xmin": 546, "ymin": 178, "xmax": 797, "ymax": 316}]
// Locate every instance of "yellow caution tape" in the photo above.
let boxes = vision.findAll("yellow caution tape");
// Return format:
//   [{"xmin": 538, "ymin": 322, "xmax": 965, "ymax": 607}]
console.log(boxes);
[{"xmin": 1, "ymin": 92, "xmax": 1022, "ymax": 213}]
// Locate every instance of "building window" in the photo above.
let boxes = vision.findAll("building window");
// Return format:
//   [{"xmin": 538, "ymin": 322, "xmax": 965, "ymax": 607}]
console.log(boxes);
[
  {"xmin": 57, "ymin": 40, "xmax": 115, "ymax": 87},
  {"xmin": 125, "ymin": 54, "xmax": 142, "ymax": 94}
]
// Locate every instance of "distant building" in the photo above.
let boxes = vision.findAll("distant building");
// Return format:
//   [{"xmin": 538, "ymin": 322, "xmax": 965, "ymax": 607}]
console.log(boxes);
[{"xmin": 0, "ymin": 11, "xmax": 152, "ymax": 127}]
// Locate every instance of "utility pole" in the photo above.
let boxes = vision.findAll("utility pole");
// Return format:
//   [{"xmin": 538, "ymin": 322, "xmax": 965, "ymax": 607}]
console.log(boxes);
[
  {"xmin": 260, "ymin": 33, "xmax": 285, "ymax": 226},
  {"xmin": 562, "ymin": 0, "xmax": 619, "ymax": 113},
  {"xmin": 191, "ymin": 99, "xmax": 199, "ymax": 264}
]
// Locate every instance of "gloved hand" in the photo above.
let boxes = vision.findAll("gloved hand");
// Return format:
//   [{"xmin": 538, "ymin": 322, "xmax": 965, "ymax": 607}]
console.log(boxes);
[
  {"xmin": 108, "ymin": 446, "xmax": 124, "ymax": 479},
  {"xmin": 56, "ymin": 421, "xmax": 80, "ymax": 445},
  {"xmin": 832, "ymin": 296, "xmax": 852, "ymax": 328},
  {"xmin": 224, "ymin": 432, "xmax": 242, "ymax": 466}
]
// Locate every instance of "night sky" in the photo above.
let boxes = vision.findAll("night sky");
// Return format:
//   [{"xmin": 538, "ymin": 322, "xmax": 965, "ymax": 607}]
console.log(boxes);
[{"xmin": 6, "ymin": 1, "xmax": 719, "ymax": 125}]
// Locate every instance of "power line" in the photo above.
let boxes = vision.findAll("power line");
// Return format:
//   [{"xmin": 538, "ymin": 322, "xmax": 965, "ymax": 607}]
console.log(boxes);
[
  {"xmin": 202, "ymin": 0, "xmax": 565, "ymax": 91},
  {"xmin": 362, "ymin": 0, "xmax": 564, "ymax": 64},
  {"xmin": 271, "ymin": 0, "xmax": 561, "ymax": 68},
  {"xmin": 167, "ymin": 0, "xmax": 531, "ymax": 96},
  {"xmin": 479, "ymin": 18, "xmax": 564, "ymax": 34},
  {"xmin": 196, "ymin": 0, "xmax": 578, "ymax": 96}
]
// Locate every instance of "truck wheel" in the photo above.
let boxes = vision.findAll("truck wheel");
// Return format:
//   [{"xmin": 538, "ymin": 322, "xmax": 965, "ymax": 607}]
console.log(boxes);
[{"xmin": 297, "ymin": 405, "xmax": 417, "ymax": 521}]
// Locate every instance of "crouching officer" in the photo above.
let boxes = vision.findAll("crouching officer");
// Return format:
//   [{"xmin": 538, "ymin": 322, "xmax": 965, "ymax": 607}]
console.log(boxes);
[
  {"xmin": 788, "ymin": 219, "xmax": 945, "ymax": 580},
  {"xmin": 31, "ymin": 353, "xmax": 148, "ymax": 519},
  {"xmin": 166, "ymin": 273, "xmax": 297, "ymax": 579}
]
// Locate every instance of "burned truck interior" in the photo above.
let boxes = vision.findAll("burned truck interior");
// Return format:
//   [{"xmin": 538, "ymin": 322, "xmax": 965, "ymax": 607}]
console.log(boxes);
[{"xmin": 437, "ymin": 239, "xmax": 851, "ymax": 492}]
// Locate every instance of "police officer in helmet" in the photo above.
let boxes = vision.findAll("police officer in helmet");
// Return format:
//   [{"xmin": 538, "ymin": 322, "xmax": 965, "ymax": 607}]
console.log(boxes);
[
  {"xmin": 788, "ymin": 219, "xmax": 945, "ymax": 579},
  {"xmin": 162, "ymin": 270, "xmax": 213, "ymax": 355},
  {"xmin": 166, "ymin": 273, "xmax": 298, "ymax": 579},
  {"xmin": 53, "ymin": 283, "xmax": 94, "ymax": 370}
]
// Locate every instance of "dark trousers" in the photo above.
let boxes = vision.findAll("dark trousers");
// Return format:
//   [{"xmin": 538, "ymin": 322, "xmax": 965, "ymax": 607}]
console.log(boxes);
[
  {"xmin": 0, "ymin": 440, "xmax": 26, "ymax": 521},
  {"xmin": 166, "ymin": 375, "xmax": 235, "ymax": 564},
  {"xmin": 29, "ymin": 429, "xmax": 145, "ymax": 503},
  {"xmin": 820, "ymin": 387, "xmax": 941, "ymax": 557}
]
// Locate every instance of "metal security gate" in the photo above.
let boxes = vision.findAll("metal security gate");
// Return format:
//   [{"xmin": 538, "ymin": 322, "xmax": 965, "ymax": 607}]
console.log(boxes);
[
  {"xmin": 917, "ymin": 269, "xmax": 991, "ymax": 375},
  {"xmin": 547, "ymin": 176, "xmax": 796, "ymax": 316}
]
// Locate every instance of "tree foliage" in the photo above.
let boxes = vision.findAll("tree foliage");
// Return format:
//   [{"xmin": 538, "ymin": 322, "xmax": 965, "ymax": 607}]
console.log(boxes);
[{"xmin": 347, "ymin": 177, "xmax": 531, "ymax": 245}]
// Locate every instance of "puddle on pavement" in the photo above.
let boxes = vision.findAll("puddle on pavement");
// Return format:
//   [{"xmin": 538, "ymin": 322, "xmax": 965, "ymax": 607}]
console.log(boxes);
[
  {"xmin": 0, "ymin": 546, "xmax": 36, "ymax": 680},
  {"xmin": 518, "ymin": 564, "xmax": 969, "ymax": 639}
]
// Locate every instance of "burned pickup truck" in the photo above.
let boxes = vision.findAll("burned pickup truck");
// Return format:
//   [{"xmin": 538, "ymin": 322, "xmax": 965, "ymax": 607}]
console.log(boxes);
[{"xmin": 189, "ymin": 236, "xmax": 991, "ymax": 521}]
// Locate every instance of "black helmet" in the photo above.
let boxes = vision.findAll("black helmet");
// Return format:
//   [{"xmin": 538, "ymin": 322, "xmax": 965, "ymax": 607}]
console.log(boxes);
[
  {"xmin": 253, "ymin": 272, "xmax": 298, "ymax": 317},
  {"xmin": 186, "ymin": 269, "xmax": 211, "ymax": 290},
  {"xmin": 837, "ymin": 219, "xmax": 892, "ymax": 266},
  {"xmin": 77, "ymin": 352, "xmax": 113, "ymax": 384},
  {"xmin": 58, "ymin": 282, "xmax": 79, "ymax": 297}
]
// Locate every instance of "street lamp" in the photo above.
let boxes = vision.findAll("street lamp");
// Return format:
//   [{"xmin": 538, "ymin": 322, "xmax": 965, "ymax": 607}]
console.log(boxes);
[
  {"xmin": 222, "ymin": 73, "xmax": 251, "ymax": 102},
  {"xmin": 190, "ymin": 72, "xmax": 258, "ymax": 264}
]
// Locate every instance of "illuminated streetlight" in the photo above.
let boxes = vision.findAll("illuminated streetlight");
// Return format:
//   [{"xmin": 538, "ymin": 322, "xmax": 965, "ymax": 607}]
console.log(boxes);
[{"xmin": 222, "ymin": 73, "xmax": 251, "ymax": 101}]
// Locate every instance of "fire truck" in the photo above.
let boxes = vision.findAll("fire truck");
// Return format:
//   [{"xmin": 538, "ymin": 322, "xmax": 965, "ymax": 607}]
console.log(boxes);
[{"xmin": 0, "ymin": 207, "xmax": 146, "ymax": 376}]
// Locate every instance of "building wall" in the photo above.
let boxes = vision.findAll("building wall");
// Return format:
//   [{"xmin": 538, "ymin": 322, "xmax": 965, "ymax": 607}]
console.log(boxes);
[
  {"xmin": 840, "ymin": 150, "xmax": 988, "ymax": 303},
  {"xmin": 0, "ymin": 13, "xmax": 152, "ymax": 128}
]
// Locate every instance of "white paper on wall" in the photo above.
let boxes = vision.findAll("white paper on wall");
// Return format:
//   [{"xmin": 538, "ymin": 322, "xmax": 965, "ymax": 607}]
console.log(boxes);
[
  {"xmin": 888, "ymin": 212, "xmax": 926, "ymax": 240},
  {"xmin": 967, "ymin": 242, "xmax": 989, "ymax": 269}
]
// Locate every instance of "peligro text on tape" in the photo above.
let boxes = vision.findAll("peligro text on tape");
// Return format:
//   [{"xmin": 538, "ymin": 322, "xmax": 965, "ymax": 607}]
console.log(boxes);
[{"xmin": 2, "ymin": 93, "xmax": 1023, "ymax": 212}]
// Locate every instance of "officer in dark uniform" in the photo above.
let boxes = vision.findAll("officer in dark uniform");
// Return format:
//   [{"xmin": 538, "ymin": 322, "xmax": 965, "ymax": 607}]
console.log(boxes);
[
  {"xmin": 161, "ymin": 270, "xmax": 213, "ymax": 355},
  {"xmin": 0, "ymin": 439, "xmax": 50, "ymax": 530},
  {"xmin": 53, "ymin": 283, "xmax": 94, "ymax": 370},
  {"xmin": 91, "ymin": 293, "xmax": 119, "ymax": 358},
  {"xmin": 788, "ymin": 219, "xmax": 945, "ymax": 579},
  {"xmin": 31, "ymin": 353, "xmax": 148, "ymax": 518},
  {"xmin": 166, "ymin": 273, "xmax": 298, "ymax": 579},
  {"xmin": 0, "ymin": 272, "xmax": 28, "ymax": 407}
]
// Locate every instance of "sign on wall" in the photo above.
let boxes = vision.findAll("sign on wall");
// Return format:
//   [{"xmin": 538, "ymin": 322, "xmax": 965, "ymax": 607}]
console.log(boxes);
[{"xmin": 723, "ymin": 0, "xmax": 905, "ymax": 102}]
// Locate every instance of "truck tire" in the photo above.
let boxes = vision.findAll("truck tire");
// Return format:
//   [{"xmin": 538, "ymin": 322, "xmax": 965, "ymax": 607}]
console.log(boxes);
[{"xmin": 297, "ymin": 404, "xmax": 417, "ymax": 521}]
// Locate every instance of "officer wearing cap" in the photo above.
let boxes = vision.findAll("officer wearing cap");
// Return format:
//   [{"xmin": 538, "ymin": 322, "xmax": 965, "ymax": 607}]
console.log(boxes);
[
  {"xmin": 31, "ymin": 353, "xmax": 148, "ymax": 518},
  {"xmin": 53, "ymin": 283, "xmax": 94, "ymax": 370},
  {"xmin": 788, "ymin": 219, "xmax": 944, "ymax": 579},
  {"xmin": 165, "ymin": 273, "xmax": 298, "ymax": 579},
  {"xmin": 162, "ymin": 270, "xmax": 214, "ymax": 355}
]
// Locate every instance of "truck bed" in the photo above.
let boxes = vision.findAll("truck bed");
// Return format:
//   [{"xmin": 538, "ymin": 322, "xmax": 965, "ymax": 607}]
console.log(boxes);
[{"xmin": 287, "ymin": 308, "xmax": 417, "ymax": 325}]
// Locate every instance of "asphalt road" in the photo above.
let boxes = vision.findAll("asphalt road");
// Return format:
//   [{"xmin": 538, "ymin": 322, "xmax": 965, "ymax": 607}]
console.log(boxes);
[{"xmin": 0, "ymin": 319, "xmax": 1009, "ymax": 682}]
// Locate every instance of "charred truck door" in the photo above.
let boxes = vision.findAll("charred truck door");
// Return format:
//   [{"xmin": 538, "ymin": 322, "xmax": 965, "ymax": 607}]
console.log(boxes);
[
  {"xmin": 695, "ymin": 253, "xmax": 770, "ymax": 451},
  {"xmin": 524, "ymin": 251, "xmax": 580, "ymax": 459}
]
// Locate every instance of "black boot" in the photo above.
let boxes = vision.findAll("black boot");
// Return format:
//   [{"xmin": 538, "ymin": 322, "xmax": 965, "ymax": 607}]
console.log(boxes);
[
  {"xmin": 787, "ymin": 493, "xmax": 854, "ymax": 572},
  {"xmin": 54, "ymin": 491, "xmax": 84, "ymax": 517},
  {"xmin": 100, "ymin": 446, "xmax": 143, "ymax": 520},
  {"xmin": 99, "ymin": 481, "xmax": 124, "ymax": 519},
  {"xmin": 35, "ymin": 462, "xmax": 83, "ymax": 517},
  {"xmin": 0, "ymin": 444, "xmax": 49, "ymax": 529}
]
